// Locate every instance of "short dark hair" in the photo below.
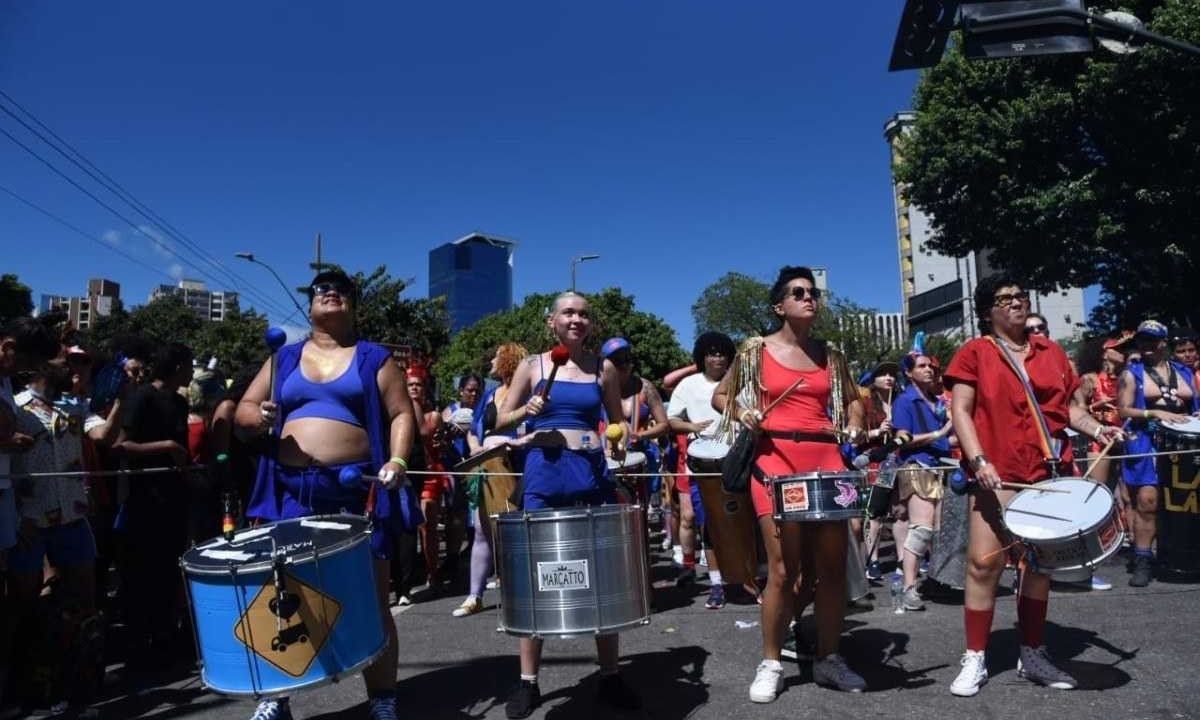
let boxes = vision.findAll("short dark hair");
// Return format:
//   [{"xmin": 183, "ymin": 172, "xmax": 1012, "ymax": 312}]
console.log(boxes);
[
  {"xmin": 1074, "ymin": 336, "xmax": 1107, "ymax": 376},
  {"xmin": 973, "ymin": 272, "xmax": 1022, "ymax": 334},
  {"xmin": 1170, "ymin": 328, "xmax": 1197, "ymax": 349},
  {"xmin": 150, "ymin": 342, "xmax": 193, "ymax": 381},
  {"xmin": 306, "ymin": 269, "xmax": 358, "ymax": 305},
  {"xmin": 692, "ymin": 331, "xmax": 735, "ymax": 368},
  {"xmin": 768, "ymin": 266, "xmax": 818, "ymax": 306},
  {"xmin": 457, "ymin": 373, "xmax": 484, "ymax": 390},
  {"xmin": 0, "ymin": 316, "xmax": 61, "ymax": 364}
]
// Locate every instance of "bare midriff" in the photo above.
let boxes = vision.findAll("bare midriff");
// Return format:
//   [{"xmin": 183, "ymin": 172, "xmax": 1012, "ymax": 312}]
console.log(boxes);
[{"xmin": 278, "ymin": 417, "xmax": 371, "ymax": 466}]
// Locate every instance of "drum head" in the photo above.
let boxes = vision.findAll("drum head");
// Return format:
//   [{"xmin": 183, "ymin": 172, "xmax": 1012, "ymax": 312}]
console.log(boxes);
[
  {"xmin": 453, "ymin": 443, "xmax": 511, "ymax": 474},
  {"xmin": 688, "ymin": 438, "xmax": 730, "ymax": 461},
  {"xmin": 1003, "ymin": 479, "xmax": 1113, "ymax": 541},
  {"xmin": 607, "ymin": 451, "xmax": 647, "ymax": 471},
  {"xmin": 182, "ymin": 514, "xmax": 370, "ymax": 575},
  {"xmin": 1163, "ymin": 417, "xmax": 1200, "ymax": 436}
]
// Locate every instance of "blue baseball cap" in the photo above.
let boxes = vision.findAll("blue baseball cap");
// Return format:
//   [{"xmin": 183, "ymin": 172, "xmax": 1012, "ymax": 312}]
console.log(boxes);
[
  {"xmin": 1136, "ymin": 320, "xmax": 1168, "ymax": 339},
  {"xmin": 601, "ymin": 337, "xmax": 631, "ymax": 359}
]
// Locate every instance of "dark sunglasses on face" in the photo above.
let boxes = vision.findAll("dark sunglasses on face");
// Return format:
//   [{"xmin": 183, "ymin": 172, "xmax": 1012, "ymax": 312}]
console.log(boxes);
[
  {"xmin": 610, "ymin": 353, "xmax": 633, "ymax": 366},
  {"xmin": 788, "ymin": 286, "xmax": 822, "ymax": 301},
  {"xmin": 312, "ymin": 282, "xmax": 352, "ymax": 298},
  {"xmin": 993, "ymin": 291, "xmax": 1030, "ymax": 308},
  {"xmin": 1026, "ymin": 323, "xmax": 1047, "ymax": 335}
]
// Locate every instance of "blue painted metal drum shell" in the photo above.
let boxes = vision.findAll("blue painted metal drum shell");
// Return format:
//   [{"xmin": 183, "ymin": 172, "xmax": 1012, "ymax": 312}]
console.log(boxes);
[{"xmin": 180, "ymin": 515, "xmax": 385, "ymax": 697}]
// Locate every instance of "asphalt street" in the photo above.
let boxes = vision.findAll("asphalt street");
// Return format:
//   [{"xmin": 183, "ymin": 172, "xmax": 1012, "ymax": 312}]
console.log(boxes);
[{"xmin": 85, "ymin": 541, "xmax": 1199, "ymax": 720}]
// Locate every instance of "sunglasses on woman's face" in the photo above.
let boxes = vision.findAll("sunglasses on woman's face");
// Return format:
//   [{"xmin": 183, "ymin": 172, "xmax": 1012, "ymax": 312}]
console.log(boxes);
[
  {"xmin": 1025, "ymin": 323, "xmax": 1047, "ymax": 335},
  {"xmin": 788, "ymin": 286, "xmax": 821, "ymax": 301},
  {"xmin": 312, "ymin": 282, "xmax": 352, "ymax": 297}
]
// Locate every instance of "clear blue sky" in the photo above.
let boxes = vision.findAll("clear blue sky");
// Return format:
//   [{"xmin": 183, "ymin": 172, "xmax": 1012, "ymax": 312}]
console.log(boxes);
[{"xmin": 4, "ymin": 2, "xmax": 936, "ymax": 347}]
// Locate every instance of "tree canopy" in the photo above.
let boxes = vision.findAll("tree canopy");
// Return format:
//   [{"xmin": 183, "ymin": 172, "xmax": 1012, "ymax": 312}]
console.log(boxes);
[
  {"xmin": 0, "ymin": 274, "xmax": 34, "ymax": 326},
  {"xmin": 896, "ymin": 1, "xmax": 1200, "ymax": 331},
  {"xmin": 433, "ymin": 288, "xmax": 689, "ymax": 404}
]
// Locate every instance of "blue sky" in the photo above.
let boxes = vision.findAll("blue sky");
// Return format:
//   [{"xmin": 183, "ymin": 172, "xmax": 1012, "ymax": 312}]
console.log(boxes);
[{"xmin": 4, "ymin": 3, "xmax": 947, "ymax": 347}]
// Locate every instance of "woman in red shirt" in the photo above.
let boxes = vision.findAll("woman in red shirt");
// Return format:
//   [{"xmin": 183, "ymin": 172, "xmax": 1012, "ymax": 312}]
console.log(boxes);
[
  {"xmin": 944, "ymin": 274, "xmax": 1123, "ymax": 698},
  {"xmin": 714, "ymin": 266, "xmax": 866, "ymax": 704}
]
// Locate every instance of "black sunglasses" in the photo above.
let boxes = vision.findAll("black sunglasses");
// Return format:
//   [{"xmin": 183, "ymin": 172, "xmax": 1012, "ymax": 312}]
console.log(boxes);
[
  {"xmin": 312, "ymin": 282, "xmax": 352, "ymax": 298},
  {"xmin": 788, "ymin": 286, "xmax": 822, "ymax": 301},
  {"xmin": 993, "ymin": 291, "xmax": 1030, "ymax": 308},
  {"xmin": 1026, "ymin": 323, "xmax": 1047, "ymax": 335}
]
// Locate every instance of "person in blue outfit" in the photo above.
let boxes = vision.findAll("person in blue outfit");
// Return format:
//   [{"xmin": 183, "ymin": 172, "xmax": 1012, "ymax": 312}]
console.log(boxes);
[
  {"xmin": 1116, "ymin": 320, "xmax": 1198, "ymax": 587},
  {"xmin": 236, "ymin": 270, "xmax": 421, "ymax": 720},
  {"xmin": 891, "ymin": 351, "xmax": 955, "ymax": 611},
  {"xmin": 495, "ymin": 292, "xmax": 639, "ymax": 719}
]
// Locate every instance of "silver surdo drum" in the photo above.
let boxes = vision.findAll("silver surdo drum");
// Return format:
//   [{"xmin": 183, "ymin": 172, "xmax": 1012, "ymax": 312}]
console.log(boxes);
[{"xmin": 495, "ymin": 505, "xmax": 650, "ymax": 638}]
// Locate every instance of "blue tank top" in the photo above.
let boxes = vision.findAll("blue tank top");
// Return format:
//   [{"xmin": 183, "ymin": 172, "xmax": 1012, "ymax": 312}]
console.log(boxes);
[
  {"xmin": 528, "ymin": 356, "xmax": 603, "ymax": 432},
  {"xmin": 279, "ymin": 358, "xmax": 365, "ymax": 427}
]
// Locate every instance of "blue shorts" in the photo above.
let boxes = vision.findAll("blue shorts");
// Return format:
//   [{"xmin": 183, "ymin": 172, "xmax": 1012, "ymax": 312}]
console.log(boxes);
[
  {"xmin": 689, "ymin": 477, "xmax": 707, "ymax": 528},
  {"xmin": 0, "ymin": 488, "xmax": 17, "ymax": 551},
  {"xmin": 274, "ymin": 463, "xmax": 395, "ymax": 560},
  {"xmin": 523, "ymin": 447, "xmax": 616, "ymax": 510},
  {"xmin": 8, "ymin": 519, "xmax": 97, "ymax": 574}
]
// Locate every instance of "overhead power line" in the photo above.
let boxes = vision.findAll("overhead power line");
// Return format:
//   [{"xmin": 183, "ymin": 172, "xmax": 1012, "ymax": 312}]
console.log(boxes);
[{"xmin": 0, "ymin": 90, "xmax": 300, "ymax": 320}]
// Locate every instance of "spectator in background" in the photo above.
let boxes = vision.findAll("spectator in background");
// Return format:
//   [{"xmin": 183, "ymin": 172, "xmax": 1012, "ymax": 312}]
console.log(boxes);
[
  {"xmin": 1025, "ymin": 313, "xmax": 1049, "ymax": 338},
  {"xmin": 1171, "ymin": 329, "xmax": 1198, "ymax": 373},
  {"xmin": 115, "ymin": 341, "xmax": 193, "ymax": 666}
]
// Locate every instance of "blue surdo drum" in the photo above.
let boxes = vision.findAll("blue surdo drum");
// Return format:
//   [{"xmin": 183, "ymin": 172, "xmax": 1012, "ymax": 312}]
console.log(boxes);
[{"xmin": 180, "ymin": 514, "xmax": 385, "ymax": 697}]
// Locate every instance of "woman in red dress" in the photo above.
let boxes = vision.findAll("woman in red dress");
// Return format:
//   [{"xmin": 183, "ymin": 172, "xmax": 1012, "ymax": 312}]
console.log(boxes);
[{"xmin": 714, "ymin": 266, "xmax": 867, "ymax": 704}]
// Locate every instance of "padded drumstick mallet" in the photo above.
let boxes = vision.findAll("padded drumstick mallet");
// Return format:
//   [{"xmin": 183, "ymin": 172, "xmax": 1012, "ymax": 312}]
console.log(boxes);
[
  {"xmin": 338, "ymin": 465, "xmax": 380, "ymax": 517},
  {"xmin": 264, "ymin": 326, "xmax": 288, "ymax": 436},
  {"xmin": 539, "ymin": 344, "xmax": 571, "ymax": 401}
]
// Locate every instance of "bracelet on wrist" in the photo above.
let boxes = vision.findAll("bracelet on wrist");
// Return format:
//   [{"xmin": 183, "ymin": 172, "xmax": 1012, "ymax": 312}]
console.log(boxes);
[
  {"xmin": 1143, "ymin": 409, "xmax": 1151, "ymax": 419},
  {"xmin": 388, "ymin": 456, "xmax": 408, "ymax": 469}
]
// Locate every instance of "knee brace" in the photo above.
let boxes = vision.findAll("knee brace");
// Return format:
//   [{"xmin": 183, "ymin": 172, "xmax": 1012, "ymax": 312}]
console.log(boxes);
[{"xmin": 904, "ymin": 524, "xmax": 934, "ymax": 557}]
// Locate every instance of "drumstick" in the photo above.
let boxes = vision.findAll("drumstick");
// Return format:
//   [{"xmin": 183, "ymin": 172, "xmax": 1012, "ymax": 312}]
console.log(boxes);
[
  {"xmin": 999, "ymin": 482, "xmax": 1069, "ymax": 494},
  {"xmin": 761, "ymin": 377, "xmax": 806, "ymax": 418},
  {"xmin": 1082, "ymin": 438, "xmax": 1117, "ymax": 480},
  {"xmin": 883, "ymin": 386, "xmax": 894, "ymax": 444}
]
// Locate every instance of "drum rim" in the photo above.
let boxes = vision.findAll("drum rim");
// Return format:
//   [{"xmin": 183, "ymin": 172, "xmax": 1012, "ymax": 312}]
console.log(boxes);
[
  {"xmin": 181, "ymin": 513, "xmax": 372, "ymax": 576},
  {"xmin": 687, "ymin": 438, "xmax": 731, "ymax": 460},
  {"xmin": 766, "ymin": 470, "xmax": 866, "ymax": 483},
  {"xmin": 495, "ymin": 504, "xmax": 644, "ymax": 523},
  {"xmin": 606, "ymin": 451, "xmax": 648, "ymax": 469},
  {"xmin": 498, "ymin": 616, "xmax": 651, "ymax": 639},
  {"xmin": 199, "ymin": 635, "xmax": 388, "ymax": 697},
  {"xmin": 1001, "ymin": 478, "xmax": 1117, "ymax": 540}
]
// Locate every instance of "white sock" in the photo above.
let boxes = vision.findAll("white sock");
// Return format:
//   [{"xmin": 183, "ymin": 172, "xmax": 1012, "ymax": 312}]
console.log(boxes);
[
  {"xmin": 761, "ymin": 659, "xmax": 783, "ymax": 671},
  {"xmin": 520, "ymin": 674, "xmax": 538, "ymax": 683},
  {"xmin": 708, "ymin": 570, "xmax": 723, "ymax": 586}
]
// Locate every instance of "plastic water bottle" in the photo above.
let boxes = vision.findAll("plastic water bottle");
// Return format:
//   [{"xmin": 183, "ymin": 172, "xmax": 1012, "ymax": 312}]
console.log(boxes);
[
  {"xmin": 878, "ymin": 453, "xmax": 898, "ymax": 490},
  {"xmin": 581, "ymin": 433, "xmax": 593, "ymax": 450},
  {"xmin": 890, "ymin": 571, "xmax": 905, "ymax": 614}
]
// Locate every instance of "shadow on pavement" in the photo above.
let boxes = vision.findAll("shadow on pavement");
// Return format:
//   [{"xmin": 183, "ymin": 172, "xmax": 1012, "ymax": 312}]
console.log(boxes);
[
  {"xmin": 981, "ymin": 623, "xmax": 1134, "ymax": 690},
  {"xmin": 843, "ymin": 624, "xmax": 946, "ymax": 691},
  {"xmin": 542, "ymin": 645, "xmax": 709, "ymax": 720}
]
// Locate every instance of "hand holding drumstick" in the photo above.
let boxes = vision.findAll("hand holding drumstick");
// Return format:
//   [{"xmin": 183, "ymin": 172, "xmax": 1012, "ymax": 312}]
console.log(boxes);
[{"xmin": 737, "ymin": 377, "xmax": 805, "ymax": 432}]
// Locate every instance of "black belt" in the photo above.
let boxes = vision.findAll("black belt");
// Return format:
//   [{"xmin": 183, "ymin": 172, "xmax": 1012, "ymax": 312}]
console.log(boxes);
[{"xmin": 763, "ymin": 430, "xmax": 836, "ymax": 444}]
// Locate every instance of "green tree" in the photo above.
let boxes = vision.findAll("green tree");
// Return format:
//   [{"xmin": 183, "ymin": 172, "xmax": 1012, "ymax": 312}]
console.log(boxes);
[
  {"xmin": 191, "ymin": 306, "xmax": 270, "ymax": 376},
  {"xmin": 896, "ymin": 1, "xmax": 1200, "ymax": 331},
  {"xmin": 434, "ymin": 288, "xmax": 689, "ymax": 403},
  {"xmin": 0, "ymin": 274, "xmax": 34, "ymax": 325},
  {"xmin": 691, "ymin": 272, "xmax": 776, "ymax": 342}
]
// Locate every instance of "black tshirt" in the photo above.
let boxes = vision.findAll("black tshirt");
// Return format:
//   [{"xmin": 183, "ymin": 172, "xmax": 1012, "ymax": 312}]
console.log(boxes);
[{"xmin": 121, "ymin": 383, "xmax": 188, "ymax": 472}]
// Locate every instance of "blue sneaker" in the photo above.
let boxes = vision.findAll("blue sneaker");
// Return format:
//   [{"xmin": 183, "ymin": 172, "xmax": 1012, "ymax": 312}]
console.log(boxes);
[
  {"xmin": 368, "ymin": 696, "xmax": 399, "ymax": 720},
  {"xmin": 866, "ymin": 561, "xmax": 882, "ymax": 582},
  {"xmin": 1090, "ymin": 575, "xmax": 1113, "ymax": 591}
]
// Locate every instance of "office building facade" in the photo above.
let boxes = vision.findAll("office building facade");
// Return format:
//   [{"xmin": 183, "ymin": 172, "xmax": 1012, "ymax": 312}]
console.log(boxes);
[
  {"xmin": 150, "ymin": 279, "xmax": 238, "ymax": 322},
  {"xmin": 428, "ymin": 232, "xmax": 516, "ymax": 333},
  {"xmin": 38, "ymin": 278, "xmax": 121, "ymax": 330}
]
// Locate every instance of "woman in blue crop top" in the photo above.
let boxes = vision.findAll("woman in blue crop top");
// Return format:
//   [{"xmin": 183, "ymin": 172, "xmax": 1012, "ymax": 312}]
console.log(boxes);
[
  {"xmin": 235, "ymin": 270, "xmax": 418, "ymax": 720},
  {"xmin": 494, "ymin": 292, "xmax": 640, "ymax": 718}
]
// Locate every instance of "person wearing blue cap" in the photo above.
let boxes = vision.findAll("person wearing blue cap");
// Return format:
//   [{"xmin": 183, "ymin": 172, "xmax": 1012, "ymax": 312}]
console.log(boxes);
[{"xmin": 1116, "ymin": 319, "xmax": 1199, "ymax": 587}]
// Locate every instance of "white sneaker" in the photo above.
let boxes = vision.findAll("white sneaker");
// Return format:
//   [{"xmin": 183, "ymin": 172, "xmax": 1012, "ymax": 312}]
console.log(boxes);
[
  {"xmin": 660, "ymin": 535, "xmax": 672, "ymax": 551},
  {"xmin": 813, "ymin": 653, "xmax": 866, "ymax": 692},
  {"xmin": 698, "ymin": 552, "xmax": 708, "ymax": 567},
  {"xmin": 250, "ymin": 698, "xmax": 292, "ymax": 720},
  {"xmin": 1017, "ymin": 645, "xmax": 1076, "ymax": 689},
  {"xmin": 950, "ymin": 651, "xmax": 988, "ymax": 697},
  {"xmin": 748, "ymin": 659, "xmax": 784, "ymax": 703},
  {"xmin": 671, "ymin": 545, "xmax": 683, "ymax": 566}
]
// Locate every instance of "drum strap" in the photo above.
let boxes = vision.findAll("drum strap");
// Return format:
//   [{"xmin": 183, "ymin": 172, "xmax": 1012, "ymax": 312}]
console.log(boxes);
[
  {"xmin": 987, "ymin": 337, "xmax": 1062, "ymax": 473},
  {"xmin": 763, "ymin": 430, "xmax": 837, "ymax": 444}
]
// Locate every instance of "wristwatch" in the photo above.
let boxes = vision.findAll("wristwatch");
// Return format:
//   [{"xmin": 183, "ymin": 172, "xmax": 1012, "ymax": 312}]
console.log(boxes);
[{"xmin": 970, "ymin": 454, "xmax": 990, "ymax": 471}]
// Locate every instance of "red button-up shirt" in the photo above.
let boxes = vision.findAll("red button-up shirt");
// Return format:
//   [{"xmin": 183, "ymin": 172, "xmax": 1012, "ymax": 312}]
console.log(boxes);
[{"xmin": 944, "ymin": 335, "xmax": 1080, "ymax": 483}]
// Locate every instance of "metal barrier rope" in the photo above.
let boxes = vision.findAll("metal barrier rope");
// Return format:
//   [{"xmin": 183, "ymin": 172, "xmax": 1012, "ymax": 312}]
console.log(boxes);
[{"xmin": 3, "ymin": 446, "xmax": 1196, "ymax": 481}]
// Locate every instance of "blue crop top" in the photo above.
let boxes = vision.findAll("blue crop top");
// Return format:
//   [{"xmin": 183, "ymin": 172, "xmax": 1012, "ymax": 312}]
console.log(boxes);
[
  {"xmin": 527, "ymin": 355, "xmax": 604, "ymax": 432},
  {"xmin": 279, "ymin": 359, "xmax": 365, "ymax": 428}
]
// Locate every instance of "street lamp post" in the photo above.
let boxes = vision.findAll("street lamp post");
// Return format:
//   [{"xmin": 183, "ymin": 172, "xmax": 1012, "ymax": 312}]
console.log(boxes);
[
  {"xmin": 570, "ymin": 254, "xmax": 600, "ymax": 292},
  {"xmin": 234, "ymin": 252, "xmax": 311, "ymax": 322}
]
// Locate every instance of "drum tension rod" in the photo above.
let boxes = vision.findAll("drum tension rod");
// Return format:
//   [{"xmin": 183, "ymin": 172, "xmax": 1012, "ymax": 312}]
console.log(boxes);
[{"xmin": 270, "ymin": 552, "xmax": 301, "ymax": 623}]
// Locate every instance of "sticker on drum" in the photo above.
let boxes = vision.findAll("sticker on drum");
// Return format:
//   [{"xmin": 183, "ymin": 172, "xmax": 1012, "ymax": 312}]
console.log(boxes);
[
  {"xmin": 779, "ymin": 481, "xmax": 810, "ymax": 513},
  {"xmin": 1002, "ymin": 478, "xmax": 1124, "ymax": 572}
]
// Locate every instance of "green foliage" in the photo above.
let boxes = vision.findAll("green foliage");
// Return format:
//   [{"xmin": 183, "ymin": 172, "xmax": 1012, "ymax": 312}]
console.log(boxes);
[
  {"xmin": 0, "ymin": 274, "xmax": 34, "ymax": 325},
  {"xmin": 897, "ymin": 1, "xmax": 1200, "ymax": 331},
  {"xmin": 690, "ymin": 272, "xmax": 777, "ymax": 342},
  {"xmin": 434, "ymin": 288, "xmax": 689, "ymax": 403},
  {"xmin": 350, "ymin": 265, "xmax": 451, "ymax": 355}
]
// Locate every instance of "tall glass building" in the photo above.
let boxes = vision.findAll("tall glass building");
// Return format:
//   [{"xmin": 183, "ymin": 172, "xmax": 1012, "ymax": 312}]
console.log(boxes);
[{"xmin": 428, "ymin": 233, "xmax": 516, "ymax": 332}]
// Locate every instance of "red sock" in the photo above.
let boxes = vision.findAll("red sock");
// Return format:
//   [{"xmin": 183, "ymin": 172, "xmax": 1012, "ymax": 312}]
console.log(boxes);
[
  {"xmin": 683, "ymin": 552, "xmax": 697, "ymax": 569},
  {"xmin": 1017, "ymin": 595, "xmax": 1048, "ymax": 648},
  {"xmin": 964, "ymin": 607, "xmax": 994, "ymax": 652}
]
